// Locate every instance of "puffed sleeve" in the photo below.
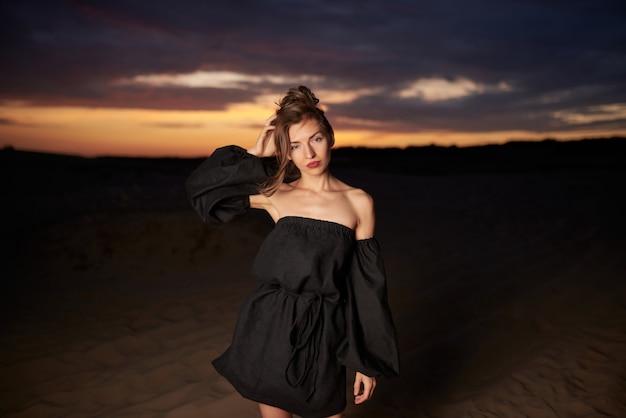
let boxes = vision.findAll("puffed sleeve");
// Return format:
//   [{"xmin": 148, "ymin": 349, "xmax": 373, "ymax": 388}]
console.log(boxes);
[
  {"xmin": 339, "ymin": 238, "xmax": 400, "ymax": 377},
  {"xmin": 185, "ymin": 145, "xmax": 275, "ymax": 224}
]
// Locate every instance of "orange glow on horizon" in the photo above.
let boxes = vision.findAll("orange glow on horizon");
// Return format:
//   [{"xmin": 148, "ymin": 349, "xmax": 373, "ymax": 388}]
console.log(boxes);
[{"xmin": 2, "ymin": 104, "xmax": 625, "ymax": 157}]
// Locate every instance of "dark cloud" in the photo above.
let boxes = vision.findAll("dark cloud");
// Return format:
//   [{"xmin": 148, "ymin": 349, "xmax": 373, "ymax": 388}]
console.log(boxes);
[
  {"xmin": 1, "ymin": 0, "xmax": 625, "ymax": 135},
  {"xmin": 0, "ymin": 118, "xmax": 17, "ymax": 125},
  {"xmin": 0, "ymin": 117, "xmax": 38, "ymax": 128},
  {"xmin": 9, "ymin": 85, "xmax": 259, "ymax": 111},
  {"xmin": 331, "ymin": 82, "xmax": 626, "ymax": 134}
]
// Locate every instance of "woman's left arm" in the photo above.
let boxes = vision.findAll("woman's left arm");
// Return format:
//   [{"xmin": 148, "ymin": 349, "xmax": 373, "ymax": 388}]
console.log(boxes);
[
  {"xmin": 350, "ymin": 189, "xmax": 380, "ymax": 404},
  {"xmin": 342, "ymin": 188, "xmax": 399, "ymax": 403}
]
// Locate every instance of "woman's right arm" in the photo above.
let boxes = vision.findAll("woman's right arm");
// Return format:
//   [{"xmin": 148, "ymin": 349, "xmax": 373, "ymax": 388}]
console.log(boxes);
[{"xmin": 185, "ymin": 115, "xmax": 278, "ymax": 224}]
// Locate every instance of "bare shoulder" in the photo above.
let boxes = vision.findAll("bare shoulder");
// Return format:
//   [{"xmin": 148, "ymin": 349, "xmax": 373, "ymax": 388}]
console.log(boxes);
[
  {"xmin": 332, "ymin": 176, "xmax": 371, "ymax": 207},
  {"xmin": 345, "ymin": 187, "xmax": 374, "ymax": 210},
  {"xmin": 341, "ymin": 184, "xmax": 375, "ymax": 240}
]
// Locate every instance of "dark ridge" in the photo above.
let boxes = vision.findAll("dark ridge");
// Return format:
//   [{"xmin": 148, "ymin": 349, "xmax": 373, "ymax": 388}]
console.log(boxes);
[
  {"xmin": 2, "ymin": 137, "xmax": 625, "ymax": 224},
  {"xmin": 2, "ymin": 137, "xmax": 625, "ymax": 225},
  {"xmin": 3, "ymin": 137, "xmax": 625, "ymax": 181},
  {"xmin": 331, "ymin": 137, "xmax": 626, "ymax": 175}
]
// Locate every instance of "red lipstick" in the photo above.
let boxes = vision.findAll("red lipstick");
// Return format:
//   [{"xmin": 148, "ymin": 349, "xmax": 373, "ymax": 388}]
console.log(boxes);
[{"xmin": 306, "ymin": 161, "xmax": 321, "ymax": 168}]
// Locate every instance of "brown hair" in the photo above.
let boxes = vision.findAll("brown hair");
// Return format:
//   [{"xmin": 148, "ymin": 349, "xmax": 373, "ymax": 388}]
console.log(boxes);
[{"xmin": 261, "ymin": 85, "xmax": 335, "ymax": 196}]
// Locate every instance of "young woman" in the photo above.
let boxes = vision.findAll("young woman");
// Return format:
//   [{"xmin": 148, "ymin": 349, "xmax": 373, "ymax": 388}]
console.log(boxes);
[{"xmin": 186, "ymin": 86, "xmax": 399, "ymax": 418}]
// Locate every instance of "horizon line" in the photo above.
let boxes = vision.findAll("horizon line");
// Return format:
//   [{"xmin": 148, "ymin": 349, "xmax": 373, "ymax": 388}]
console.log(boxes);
[{"xmin": 2, "ymin": 136, "xmax": 625, "ymax": 160}]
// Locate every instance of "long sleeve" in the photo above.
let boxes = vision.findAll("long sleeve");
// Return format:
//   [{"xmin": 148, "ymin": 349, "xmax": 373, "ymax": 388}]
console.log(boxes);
[
  {"xmin": 339, "ymin": 238, "xmax": 400, "ymax": 378},
  {"xmin": 185, "ymin": 145, "xmax": 275, "ymax": 224}
]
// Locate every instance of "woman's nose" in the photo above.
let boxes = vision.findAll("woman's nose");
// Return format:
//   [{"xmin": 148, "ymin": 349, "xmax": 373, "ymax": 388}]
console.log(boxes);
[{"xmin": 305, "ymin": 143, "xmax": 316, "ymax": 158}]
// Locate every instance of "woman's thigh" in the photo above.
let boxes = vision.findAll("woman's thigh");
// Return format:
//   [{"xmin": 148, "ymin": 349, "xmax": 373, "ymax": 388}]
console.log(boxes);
[
  {"xmin": 258, "ymin": 403, "xmax": 342, "ymax": 418},
  {"xmin": 258, "ymin": 403, "xmax": 292, "ymax": 418}
]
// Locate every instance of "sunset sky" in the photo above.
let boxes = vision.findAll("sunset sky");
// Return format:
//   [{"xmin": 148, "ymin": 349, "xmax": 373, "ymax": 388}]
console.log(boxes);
[{"xmin": 2, "ymin": 0, "xmax": 626, "ymax": 157}]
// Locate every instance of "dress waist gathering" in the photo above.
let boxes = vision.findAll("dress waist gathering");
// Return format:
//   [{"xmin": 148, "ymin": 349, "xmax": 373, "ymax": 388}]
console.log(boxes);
[{"xmin": 261, "ymin": 283, "xmax": 343, "ymax": 400}]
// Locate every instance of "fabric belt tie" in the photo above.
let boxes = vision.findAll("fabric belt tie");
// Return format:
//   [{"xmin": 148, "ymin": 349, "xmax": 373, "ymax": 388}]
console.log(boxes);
[{"xmin": 284, "ymin": 292, "xmax": 325, "ymax": 400}]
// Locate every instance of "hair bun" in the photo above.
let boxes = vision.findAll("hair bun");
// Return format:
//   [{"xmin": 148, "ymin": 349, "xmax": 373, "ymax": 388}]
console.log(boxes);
[
  {"xmin": 278, "ymin": 85, "xmax": 320, "ymax": 111},
  {"xmin": 297, "ymin": 85, "xmax": 319, "ymax": 105}
]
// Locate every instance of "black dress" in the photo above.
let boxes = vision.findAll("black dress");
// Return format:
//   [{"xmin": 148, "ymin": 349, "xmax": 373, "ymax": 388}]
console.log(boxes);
[{"xmin": 186, "ymin": 146, "xmax": 399, "ymax": 418}]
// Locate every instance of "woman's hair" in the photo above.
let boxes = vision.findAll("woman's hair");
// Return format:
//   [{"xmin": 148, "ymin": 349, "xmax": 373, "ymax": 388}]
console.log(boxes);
[{"xmin": 260, "ymin": 85, "xmax": 335, "ymax": 196}]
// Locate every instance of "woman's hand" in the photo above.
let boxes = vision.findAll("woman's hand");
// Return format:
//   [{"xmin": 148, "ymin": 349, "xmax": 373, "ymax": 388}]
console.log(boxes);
[
  {"xmin": 247, "ymin": 114, "xmax": 277, "ymax": 157},
  {"xmin": 353, "ymin": 371, "xmax": 376, "ymax": 404}
]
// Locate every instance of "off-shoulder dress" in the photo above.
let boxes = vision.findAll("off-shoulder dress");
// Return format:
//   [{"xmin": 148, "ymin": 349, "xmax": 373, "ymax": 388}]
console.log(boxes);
[{"xmin": 185, "ymin": 145, "xmax": 399, "ymax": 418}]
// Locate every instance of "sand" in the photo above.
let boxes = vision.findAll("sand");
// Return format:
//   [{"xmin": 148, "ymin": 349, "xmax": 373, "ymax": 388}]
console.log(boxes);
[{"xmin": 1, "ymin": 145, "xmax": 625, "ymax": 417}]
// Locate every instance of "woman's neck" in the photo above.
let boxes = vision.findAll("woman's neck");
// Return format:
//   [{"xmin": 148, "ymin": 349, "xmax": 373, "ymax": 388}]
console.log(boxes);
[{"xmin": 293, "ymin": 171, "xmax": 334, "ymax": 192}]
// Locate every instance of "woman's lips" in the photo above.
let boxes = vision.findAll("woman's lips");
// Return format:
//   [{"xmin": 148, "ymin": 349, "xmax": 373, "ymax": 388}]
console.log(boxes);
[{"xmin": 306, "ymin": 161, "xmax": 321, "ymax": 168}]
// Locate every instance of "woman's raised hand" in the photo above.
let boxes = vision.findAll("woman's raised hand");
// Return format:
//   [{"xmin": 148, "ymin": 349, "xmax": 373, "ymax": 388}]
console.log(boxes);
[{"xmin": 247, "ymin": 114, "xmax": 277, "ymax": 157}]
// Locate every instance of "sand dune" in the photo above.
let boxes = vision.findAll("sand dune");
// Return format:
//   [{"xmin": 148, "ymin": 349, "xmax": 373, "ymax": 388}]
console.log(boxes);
[{"xmin": 1, "ymin": 145, "xmax": 625, "ymax": 417}]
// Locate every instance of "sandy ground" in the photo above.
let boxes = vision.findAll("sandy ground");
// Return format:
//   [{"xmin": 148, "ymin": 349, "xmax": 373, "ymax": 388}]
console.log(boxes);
[{"xmin": 1, "ymin": 154, "xmax": 625, "ymax": 417}]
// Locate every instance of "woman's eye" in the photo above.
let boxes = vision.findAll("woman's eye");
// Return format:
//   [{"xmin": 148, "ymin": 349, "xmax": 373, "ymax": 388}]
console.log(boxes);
[
  {"xmin": 291, "ymin": 144, "xmax": 300, "ymax": 150},
  {"xmin": 313, "ymin": 137, "xmax": 322, "ymax": 143}
]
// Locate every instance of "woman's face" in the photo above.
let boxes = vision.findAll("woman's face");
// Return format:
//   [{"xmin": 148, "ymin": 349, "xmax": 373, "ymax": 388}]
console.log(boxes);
[{"xmin": 287, "ymin": 118, "xmax": 331, "ymax": 173}]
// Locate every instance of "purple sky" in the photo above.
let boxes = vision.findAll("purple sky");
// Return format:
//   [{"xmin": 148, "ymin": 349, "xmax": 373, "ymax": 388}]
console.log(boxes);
[{"xmin": 1, "ymin": 0, "xmax": 626, "ymax": 154}]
